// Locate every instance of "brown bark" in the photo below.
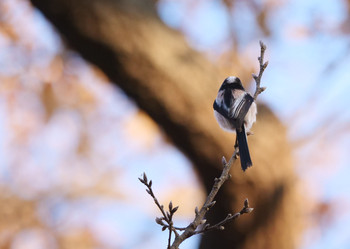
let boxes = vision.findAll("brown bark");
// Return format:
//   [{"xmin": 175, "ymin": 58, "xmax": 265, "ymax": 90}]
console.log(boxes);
[{"xmin": 29, "ymin": 0, "xmax": 301, "ymax": 248}]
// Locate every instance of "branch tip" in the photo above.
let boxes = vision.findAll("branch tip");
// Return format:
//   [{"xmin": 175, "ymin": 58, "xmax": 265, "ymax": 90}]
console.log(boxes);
[
  {"xmin": 143, "ymin": 172, "xmax": 148, "ymax": 183},
  {"xmin": 259, "ymin": 40, "xmax": 266, "ymax": 50},
  {"xmin": 244, "ymin": 198, "xmax": 249, "ymax": 208},
  {"xmin": 172, "ymin": 206, "xmax": 179, "ymax": 213},
  {"xmin": 253, "ymin": 40, "xmax": 268, "ymax": 100}
]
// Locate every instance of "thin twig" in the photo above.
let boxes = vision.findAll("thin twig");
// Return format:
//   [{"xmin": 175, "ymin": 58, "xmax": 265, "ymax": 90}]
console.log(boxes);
[
  {"xmin": 253, "ymin": 40, "xmax": 268, "ymax": 100},
  {"xmin": 168, "ymin": 217, "xmax": 172, "ymax": 249},
  {"xmin": 167, "ymin": 201, "xmax": 175, "ymax": 249},
  {"xmin": 138, "ymin": 173, "xmax": 180, "ymax": 249},
  {"xmin": 194, "ymin": 199, "xmax": 254, "ymax": 234}
]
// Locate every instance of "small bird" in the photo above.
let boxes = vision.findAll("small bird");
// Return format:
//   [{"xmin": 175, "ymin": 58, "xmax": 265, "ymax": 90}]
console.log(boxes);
[{"xmin": 213, "ymin": 76, "xmax": 257, "ymax": 171}]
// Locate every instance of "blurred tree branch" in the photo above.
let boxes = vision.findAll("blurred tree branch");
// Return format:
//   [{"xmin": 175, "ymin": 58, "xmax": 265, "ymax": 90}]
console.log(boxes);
[{"xmin": 29, "ymin": 0, "xmax": 301, "ymax": 248}]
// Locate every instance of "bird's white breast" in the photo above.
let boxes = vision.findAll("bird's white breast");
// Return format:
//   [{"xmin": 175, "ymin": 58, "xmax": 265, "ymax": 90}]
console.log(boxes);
[
  {"xmin": 244, "ymin": 102, "xmax": 257, "ymax": 132},
  {"xmin": 214, "ymin": 100, "xmax": 257, "ymax": 132}
]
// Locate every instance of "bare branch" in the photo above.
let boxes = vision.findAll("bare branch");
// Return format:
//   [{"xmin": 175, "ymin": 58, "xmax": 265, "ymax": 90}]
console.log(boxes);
[
  {"xmin": 140, "ymin": 41, "xmax": 268, "ymax": 249},
  {"xmin": 138, "ymin": 173, "xmax": 179, "ymax": 247},
  {"xmin": 139, "ymin": 148, "xmax": 246, "ymax": 249},
  {"xmin": 253, "ymin": 40, "xmax": 268, "ymax": 100},
  {"xmin": 194, "ymin": 198, "xmax": 254, "ymax": 234},
  {"xmin": 169, "ymin": 147, "xmax": 243, "ymax": 249},
  {"xmin": 138, "ymin": 173, "xmax": 168, "ymax": 221},
  {"xmin": 140, "ymin": 137, "xmax": 254, "ymax": 249}
]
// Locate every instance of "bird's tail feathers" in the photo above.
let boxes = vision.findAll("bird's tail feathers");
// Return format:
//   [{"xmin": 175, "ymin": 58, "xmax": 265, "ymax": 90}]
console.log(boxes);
[{"xmin": 236, "ymin": 125, "xmax": 252, "ymax": 171}]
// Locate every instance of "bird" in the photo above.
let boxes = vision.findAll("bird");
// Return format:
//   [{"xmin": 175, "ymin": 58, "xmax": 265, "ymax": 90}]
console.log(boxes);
[{"xmin": 213, "ymin": 76, "xmax": 257, "ymax": 171}]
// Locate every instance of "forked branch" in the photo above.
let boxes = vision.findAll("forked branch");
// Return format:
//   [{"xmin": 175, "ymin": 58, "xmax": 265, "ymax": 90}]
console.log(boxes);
[{"xmin": 139, "ymin": 148, "xmax": 253, "ymax": 249}]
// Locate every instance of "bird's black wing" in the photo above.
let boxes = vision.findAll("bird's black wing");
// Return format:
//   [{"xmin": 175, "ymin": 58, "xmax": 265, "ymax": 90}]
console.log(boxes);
[
  {"xmin": 213, "ymin": 88, "xmax": 233, "ymax": 120},
  {"xmin": 230, "ymin": 94, "xmax": 254, "ymax": 130},
  {"xmin": 213, "ymin": 100, "xmax": 230, "ymax": 119}
]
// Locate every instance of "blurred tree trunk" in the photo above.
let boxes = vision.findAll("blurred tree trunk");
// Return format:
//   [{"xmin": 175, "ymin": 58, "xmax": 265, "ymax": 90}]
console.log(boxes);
[{"xmin": 29, "ymin": 0, "xmax": 301, "ymax": 248}]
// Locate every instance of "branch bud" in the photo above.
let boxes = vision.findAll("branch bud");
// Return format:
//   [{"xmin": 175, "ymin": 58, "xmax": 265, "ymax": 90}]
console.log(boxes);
[
  {"xmin": 259, "ymin": 40, "xmax": 266, "ymax": 50},
  {"xmin": 205, "ymin": 201, "xmax": 216, "ymax": 210},
  {"xmin": 244, "ymin": 198, "xmax": 249, "ymax": 208},
  {"xmin": 155, "ymin": 217, "xmax": 165, "ymax": 225},
  {"xmin": 263, "ymin": 61, "xmax": 269, "ymax": 69},
  {"xmin": 143, "ymin": 172, "xmax": 148, "ymax": 183},
  {"xmin": 172, "ymin": 206, "xmax": 179, "ymax": 213},
  {"xmin": 222, "ymin": 156, "xmax": 227, "ymax": 165}
]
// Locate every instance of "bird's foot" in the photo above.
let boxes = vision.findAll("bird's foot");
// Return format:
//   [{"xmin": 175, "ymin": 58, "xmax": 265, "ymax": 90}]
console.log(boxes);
[{"xmin": 247, "ymin": 131, "xmax": 254, "ymax": 136}]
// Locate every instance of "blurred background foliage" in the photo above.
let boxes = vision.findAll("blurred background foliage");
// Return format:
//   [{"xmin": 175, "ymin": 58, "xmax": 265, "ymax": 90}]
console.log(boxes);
[{"xmin": 0, "ymin": 0, "xmax": 350, "ymax": 248}]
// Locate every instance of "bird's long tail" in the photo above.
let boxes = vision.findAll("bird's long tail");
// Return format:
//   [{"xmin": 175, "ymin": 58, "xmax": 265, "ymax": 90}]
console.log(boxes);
[{"xmin": 236, "ymin": 125, "xmax": 252, "ymax": 171}]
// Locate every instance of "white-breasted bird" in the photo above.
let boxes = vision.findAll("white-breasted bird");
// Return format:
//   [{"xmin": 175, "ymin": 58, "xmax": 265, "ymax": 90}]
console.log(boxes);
[{"xmin": 213, "ymin": 76, "xmax": 257, "ymax": 171}]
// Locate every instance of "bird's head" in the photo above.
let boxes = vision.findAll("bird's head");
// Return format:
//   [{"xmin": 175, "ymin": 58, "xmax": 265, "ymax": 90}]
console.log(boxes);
[{"xmin": 219, "ymin": 76, "xmax": 244, "ymax": 91}]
